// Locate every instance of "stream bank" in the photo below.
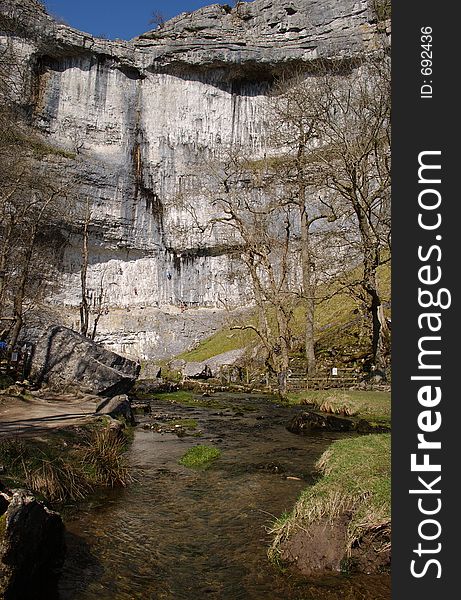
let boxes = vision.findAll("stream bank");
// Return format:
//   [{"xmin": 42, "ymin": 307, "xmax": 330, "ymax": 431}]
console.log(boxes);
[{"xmin": 58, "ymin": 391, "xmax": 390, "ymax": 600}]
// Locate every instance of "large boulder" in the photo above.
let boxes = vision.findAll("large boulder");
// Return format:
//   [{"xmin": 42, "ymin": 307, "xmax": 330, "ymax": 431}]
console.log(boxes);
[
  {"xmin": 96, "ymin": 394, "xmax": 135, "ymax": 425},
  {"xmin": 31, "ymin": 326, "xmax": 140, "ymax": 397},
  {"xmin": 0, "ymin": 489, "xmax": 66, "ymax": 599}
]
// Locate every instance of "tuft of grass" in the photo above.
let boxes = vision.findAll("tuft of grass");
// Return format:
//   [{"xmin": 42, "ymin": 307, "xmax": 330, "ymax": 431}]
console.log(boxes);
[
  {"xmin": 269, "ymin": 434, "xmax": 391, "ymax": 561},
  {"xmin": 179, "ymin": 445, "xmax": 221, "ymax": 469},
  {"xmin": 286, "ymin": 389, "xmax": 391, "ymax": 426},
  {"xmin": 0, "ymin": 438, "xmax": 89, "ymax": 502},
  {"xmin": 0, "ymin": 423, "xmax": 132, "ymax": 502},
  {"xmin": 25, "ymin": 456, "xmax": 89, "ymax": 502},
  {"xmin": 80, "ymin": 428, "xmax": 131, "ymax": 488}
]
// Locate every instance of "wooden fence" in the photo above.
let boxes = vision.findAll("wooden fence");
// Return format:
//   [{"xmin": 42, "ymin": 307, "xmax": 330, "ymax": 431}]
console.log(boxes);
[{"xmin": 287, "ymin": 367, "xmax": 361, "ymax": 391}]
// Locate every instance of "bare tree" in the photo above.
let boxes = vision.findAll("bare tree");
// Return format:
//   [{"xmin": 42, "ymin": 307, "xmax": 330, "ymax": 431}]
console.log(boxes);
[
  {"xmin": 90, "ymin": 271, "xmax": 107, "ymax": 341},
  {"xmin": 268, "ymin": 73, "xmax": 339, "ymax": 375},
  {"xmin": 0, "ymin": 41, "xmax": 70, "ymax": 349},
  {"xmin": 78, "ymin": 197, "xmax": 108, "ymax": 341},
  {"xmin": 149, "ymin": 11, "xmax": 166, "ymax": 29},
  {"xmin": 209, "ymin": 151, "xmax": 299, "ymax": 397},
  {"xmin": 302, "ymin": 60, "xmax": 391, "ymax": 371}
]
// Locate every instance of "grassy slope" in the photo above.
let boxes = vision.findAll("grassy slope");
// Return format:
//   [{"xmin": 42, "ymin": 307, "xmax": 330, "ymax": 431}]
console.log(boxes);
[
  {"xmin": 176, "ymin": 326, "xmax": 256, "ymax": 363},
  {"xmin": 177, "ymin": 263, "xmax": 390, "ymax": 365},
  {"xmin": 269, "ymin": 433, "xmax": 391, "ymax": 560},
  {"xmin": 269, "ymin": 389, "xmax": 391, "ymax": 565}
]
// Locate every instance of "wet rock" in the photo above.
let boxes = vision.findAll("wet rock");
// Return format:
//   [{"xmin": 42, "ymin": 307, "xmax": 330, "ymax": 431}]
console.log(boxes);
[
  {"xmin": 0, "ymin": 490, "xmax": 66, "ymax": 599},
  {"xmin": 287, "ymin": 411, "xmax": 391, "ymax": 434},
  {"xmin": 256, "ymin": 462, "xmax": 285, "ymax": 474},
  {"xmin": 288, "ymin": 411, "xmax": 356, "ymax": 434},
  {"xmin": 355, "ymin": 419, "xmax": 390, "ymax": 434},
  {"xmin": 132, "ymin": 402, "xmax": 152, "ymax": 415},
  {"xmin": 96, "ymin": 394, "xmax": 135, "ymax": 425},
  {"xmin": 31, "ymin": 326, "xmax": 140, "ymax": 397}
]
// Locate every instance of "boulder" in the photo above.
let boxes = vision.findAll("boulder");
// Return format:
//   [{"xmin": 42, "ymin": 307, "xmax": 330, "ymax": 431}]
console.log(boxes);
[
  {"xmin": 96, "ymin": 394, "xmax": 135, "ymax": 425},
  {"xmin": 288, "ymin": 410, "xmax": 356, "ymax": 434},
  {"xmin": 182, "ymin": 349, "xmax": 246, "ymax": 379},
  {"xmin": 183, "ymin": 362, "xmax": 213, "ymax": 379},
  {"xmin": 287, "ymin": 411, "xmax": 391, "ymax": 434},
  {"xmin": 0, "ymin": 490, "xmax": 66, "ymax": 599},
  {"xmin": 31, "ymin": 326, "xmax": 140, "ymax": 397}
]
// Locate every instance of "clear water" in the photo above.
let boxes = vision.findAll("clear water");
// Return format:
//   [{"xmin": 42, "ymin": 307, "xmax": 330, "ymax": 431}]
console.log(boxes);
[{"xmin": 59, "ymin": 393, "xmax": 390, "ymax": 600}]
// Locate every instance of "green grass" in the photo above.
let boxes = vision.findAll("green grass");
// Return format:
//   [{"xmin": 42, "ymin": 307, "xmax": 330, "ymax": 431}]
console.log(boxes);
[
  {"xmin": 286, "ymin": 390, "xmax": 391, "ymax": 426},
  {"xmin": 151, "ymin": 390, "xmax": 225, "ymax": 409},
  {"xmin": 269, "ymin": 433, "xmax": 391, "ymax": 560},
  {"xmin": 153, "ymin": 391, "xmax": 196, "ymax": 403},
  {"xmin": 179, "ymin": 445, "xmax": 222, "ymax": 469}
]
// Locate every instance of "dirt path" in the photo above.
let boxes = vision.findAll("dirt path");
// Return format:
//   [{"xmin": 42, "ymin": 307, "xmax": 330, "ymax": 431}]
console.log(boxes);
[{"xmin": 0, "ymin": 392, "xmax": 98, "ymax": 438}]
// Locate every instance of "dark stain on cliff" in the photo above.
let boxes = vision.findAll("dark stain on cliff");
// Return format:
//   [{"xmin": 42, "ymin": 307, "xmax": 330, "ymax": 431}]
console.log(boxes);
[{"xmin": 132, "ymin": 133, "xmax": 165, "ymax": 230}]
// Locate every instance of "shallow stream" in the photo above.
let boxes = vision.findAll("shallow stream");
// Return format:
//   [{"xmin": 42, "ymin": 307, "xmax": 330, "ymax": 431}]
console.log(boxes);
[{"xmin": 59, "ymin": 392, "xmax": 390, "ymax": 599}]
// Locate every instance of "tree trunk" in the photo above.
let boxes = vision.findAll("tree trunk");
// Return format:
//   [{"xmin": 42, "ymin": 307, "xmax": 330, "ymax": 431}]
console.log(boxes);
[
  {"xmin": 0, "ymin": 217, "xmax": 13, "ymax": 315},
  {"xmin": 276, "ymin": 303, "xmax": 291, "ymax": 398},
  {"xmin": 9, "ymin": 223, "xmax": 37, "ymax": 350},
  {"xmin": 349, "ymin": 189, "xmax": 389, "ymax": 372},
  {"xmin": 362, "ymin": 239, "xmax": 388, "ymax": 372},
  {"xmin": 300, "ymin": 204, "xmax": 316, "ymax": 375},
  {"xmin": 277, "ymin": 369, "xmax": 288, "ymax": 398},
  {"xmin": 297, "ymin": 135, "xmax": 316, "ymax": 376},
  {"xmin": 8, "ymin": 310, "xmax": 22, "ymax": 351}
]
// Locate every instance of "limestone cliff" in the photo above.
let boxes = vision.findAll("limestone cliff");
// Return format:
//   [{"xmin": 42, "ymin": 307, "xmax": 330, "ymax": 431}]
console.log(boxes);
[{"xmin": 0, "ymin": 0, "xmax": 389, "ymax": 360}]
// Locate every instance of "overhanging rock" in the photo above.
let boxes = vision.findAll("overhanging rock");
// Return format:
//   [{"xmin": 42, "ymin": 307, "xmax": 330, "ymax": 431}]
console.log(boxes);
[{"xmin": 31, "ymin": 325, "xmax": 140, "ymax": 397}]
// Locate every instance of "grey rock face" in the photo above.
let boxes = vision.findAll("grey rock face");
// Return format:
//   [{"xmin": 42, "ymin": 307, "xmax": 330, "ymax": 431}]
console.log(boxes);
[
  {"xmin": 0, "ymin": 489, "xmax": 66, "ymax": 599},
  {"xmin": 31, "ymin": 325, "xmax": 140, "ymax": 396},
  {"xmin": 1, "ymin": 0, "xmax": 388, "ymax": 361},
  {"xmin": 96, "ymin": 394, "xmax": 135, "ymax": 424}
]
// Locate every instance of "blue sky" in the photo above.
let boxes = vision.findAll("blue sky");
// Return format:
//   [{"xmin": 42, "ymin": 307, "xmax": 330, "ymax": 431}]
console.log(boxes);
[{"xmin": 43, "ymin": 0, "xmax": 229, "ymax": 40}]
